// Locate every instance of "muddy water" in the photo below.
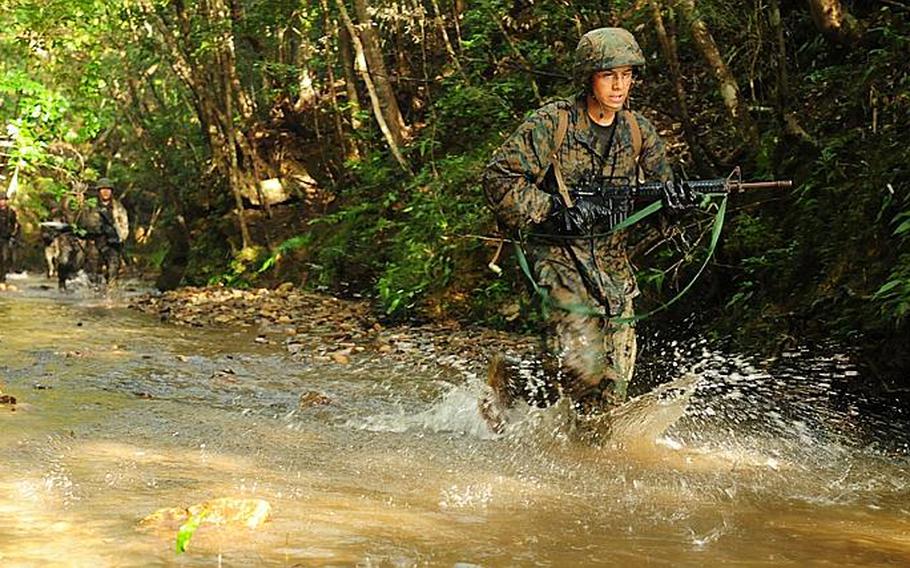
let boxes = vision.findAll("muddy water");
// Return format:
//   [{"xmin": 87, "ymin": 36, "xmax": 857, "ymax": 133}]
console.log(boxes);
[{"xmin": 1, "ymin": 275, "xmax": 909, "ymax": 567}]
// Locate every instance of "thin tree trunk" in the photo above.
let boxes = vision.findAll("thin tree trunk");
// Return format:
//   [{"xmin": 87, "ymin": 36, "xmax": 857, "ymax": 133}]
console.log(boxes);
[
  {"xmin": 453, "ymin": 0, "xmax": 465, "ymax": 49},
  {"xmin": 429, "ymin": 0, "xmax": 465, "ymax": 79},
  {"xmin": 806, "ymin": 0, "xmax": 863, "ymax": 45},
  {"xmin": 226, "ymin": 0, "xmax": 255, "ymax": 121},
  {"xmin": 650, "ymin": 0, "xmax": 709, "ymax": 174},
  {"xmin": 770, "ymin": 0, "xmax": 789, "ymax": 116},
  {"xmin": 216, "ymin": 0, "xmax": 251, "ymax": 248},
  {"xmin": 350, "ymin": 0, "xmax": 409, "ymax": 146},
  {"xmin": 338, "ymin": 21, "xmax": 363, "ymax": 131},
  {"xmin": 336, "ymin": 0, "xmax": 412, "ymax": 174},
  {"xmin": 391, "ymin": 3, "xmax": 418, "ymax": 115},
  {"xmin": 319, "ymin": 0, "xmax": 352, "ymax": 160},
  {"xmin": 675, "ymin": 0, "xmax": 759, "ymax": 148}
]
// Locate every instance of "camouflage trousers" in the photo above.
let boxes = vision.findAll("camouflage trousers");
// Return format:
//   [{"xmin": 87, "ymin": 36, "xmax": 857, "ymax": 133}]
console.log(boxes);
[
  {"xmin": 0, "ymin": 239, "xmax": 12, "ymax": 282},
  {"xmin": 484, "ymin": 240, "xmax": 638, "ymax": 421},
  {"xmin": 86, "ymin": 241, "xmax": 122, "ymax": 286},
  {"xmin": 535, "ymin": 242, "xmax": 638, "ymax": 409}
]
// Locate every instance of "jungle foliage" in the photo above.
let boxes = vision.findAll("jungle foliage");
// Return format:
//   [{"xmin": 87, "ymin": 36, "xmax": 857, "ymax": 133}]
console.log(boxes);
[{"xmin": 0, "ymin": 0, "xmax": 907, "ymax": 372}]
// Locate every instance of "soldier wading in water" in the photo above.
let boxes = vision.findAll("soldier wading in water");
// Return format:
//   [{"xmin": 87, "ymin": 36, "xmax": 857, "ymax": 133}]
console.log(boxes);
[
  {"xmin": 0, "ymin": 193, "xmax": 21, "ymax": 284},
  {"xmin": 481, "ymin": 28, "xmax": 694, "ymax": 432},
  {"xmin": 79, "ymin": 178, "xmax": 130, "ymax": 288}
]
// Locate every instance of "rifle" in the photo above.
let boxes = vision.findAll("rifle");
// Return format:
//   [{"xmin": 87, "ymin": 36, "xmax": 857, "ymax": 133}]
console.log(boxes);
[
  {"xmin": 40, "ymin": 221, "xmax": 73, "ymax": 232},
  {"xmin": 556, "ymin": 167, "xmax": 793, "ymax": 232},
  {"xmin": 40, "ymin": 221, "xmax": 89, "ymax": 238}
]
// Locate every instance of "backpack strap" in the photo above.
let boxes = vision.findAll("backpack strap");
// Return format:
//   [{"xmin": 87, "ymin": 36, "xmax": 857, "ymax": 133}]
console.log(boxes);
[
  {"xmin": 534, "ymin": 107, "xmax": 572, "ymax": 208},
  {"xmin": 626, "ymin": 110, "xmax": 642, "ymax": 159},
  {"xmin": 625, "ymin": 110, "xmax": 643, "ymax": 182}
]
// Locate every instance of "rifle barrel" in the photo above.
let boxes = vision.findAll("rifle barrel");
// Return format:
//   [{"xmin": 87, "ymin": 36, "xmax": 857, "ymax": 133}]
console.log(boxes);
[{"xmin": 734, "ymin": 180, "xmax": 793, "ymax": 191}]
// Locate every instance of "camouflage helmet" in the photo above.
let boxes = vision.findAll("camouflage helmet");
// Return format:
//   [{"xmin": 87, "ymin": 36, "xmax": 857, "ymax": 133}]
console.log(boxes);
[
  {"xmin": 94, "ymin": 178, "xmax": 115, "ymax": 191},
  {"xmin": 574, "ymin": 27, "xmax": 645, "ymax": 84}
]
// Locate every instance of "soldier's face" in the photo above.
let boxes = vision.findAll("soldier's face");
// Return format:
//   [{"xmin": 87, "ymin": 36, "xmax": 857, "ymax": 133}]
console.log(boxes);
[
  {"xmin": 591, "ymin": 66, "xmax": 634, "ymax": 112},
  {"xmin": 99, "ymin": 187, "xmax": 113, "ymax": 201},
  {"xmin": 0, "ymin": 199, "xmax": 7, "ymax": 209}
]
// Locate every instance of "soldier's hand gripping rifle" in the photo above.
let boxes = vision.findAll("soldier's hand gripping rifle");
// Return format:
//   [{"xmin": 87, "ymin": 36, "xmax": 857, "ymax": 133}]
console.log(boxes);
[{"xmin": 553, "ymin": 167, "xmax": 793, "ymax": 235}]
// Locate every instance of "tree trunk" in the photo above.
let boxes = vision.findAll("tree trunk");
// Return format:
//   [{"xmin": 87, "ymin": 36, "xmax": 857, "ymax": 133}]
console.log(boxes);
[
  {"xmin": 350, "ymin": 0, "xmax": 410, "ymax": 146},
  {"xmin": 215, "ymin": 0, "xmax": 252, "ymax": 247},
  {"xmin": 675, "ymin": 0, "xmax": 759, "ymax": 149},
  {"xmin": 770, "ymin": 0, "xmax": 789, "ymax": 116},
  {"xmin": 319, "ymin": 0, "xmax": 356, "ymax": 160},
  {"xmin": 649, "ymin": 0, "xmax": 709, "ymax": 174},
  {"xmin": 391, "ymin": 3, "xmax": 419, "ymax": 116},
  {"xmin": 429, "ymin": 0, "xmax": 465, "ymax": 79},
  {"xmin": 806, "ymin": 0, "xmax": 863, "ymax": 45},
  {"xmin": 453, "ymin": 0, "xmax": 465, "ymax": 49},
  {"xmin": 336, "ymin": 0, "xmax": 412, "ymax": 174},
  {"xmin": 338, "ymin": 22, "xmax": 363, "ymax": 131}
]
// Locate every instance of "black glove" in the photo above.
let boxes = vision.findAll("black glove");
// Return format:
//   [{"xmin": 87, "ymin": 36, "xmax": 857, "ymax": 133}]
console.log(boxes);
[
  {"xmin": 551, "ymin": 194, "xmax": 609, "ymax": 234},
  {"xmin": 662, "ymin": 180, "xmax": 697, "ymax": 212}
]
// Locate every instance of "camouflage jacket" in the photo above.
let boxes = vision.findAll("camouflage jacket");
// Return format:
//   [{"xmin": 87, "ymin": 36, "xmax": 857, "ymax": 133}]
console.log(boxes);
[
  {"xmin": 483, "ymin": 95, "xmax": 673, "ymax": 312},
  {"xmin": 483, "ymin": 94, "xmax": 673, "ymax": 234}
]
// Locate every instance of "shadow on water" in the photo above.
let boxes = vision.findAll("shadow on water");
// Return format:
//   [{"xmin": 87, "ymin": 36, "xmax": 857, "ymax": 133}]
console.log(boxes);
[{"xmin": 1, "ymin": 274, "xmax": 908, "ymax": 566}]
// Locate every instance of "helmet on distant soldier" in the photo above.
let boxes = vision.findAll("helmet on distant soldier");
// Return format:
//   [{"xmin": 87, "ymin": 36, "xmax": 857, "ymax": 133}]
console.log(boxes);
[
  {"xmin": 94, "ymin": 178, "xmax": 115, "ymax": 192},
  {"xmin": 574, "ymin": 27, "xmax": 645, "ymax": 86}
]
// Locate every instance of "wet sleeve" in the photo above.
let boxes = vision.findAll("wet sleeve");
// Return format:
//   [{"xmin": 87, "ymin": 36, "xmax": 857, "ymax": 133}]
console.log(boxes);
[
  {"xmin": 635, "ymin": 112, "xmax": 674, "ymax": 183},
  {"xmin": 482, "ymin": 107, "xmax": 561, "ymax": 231}
]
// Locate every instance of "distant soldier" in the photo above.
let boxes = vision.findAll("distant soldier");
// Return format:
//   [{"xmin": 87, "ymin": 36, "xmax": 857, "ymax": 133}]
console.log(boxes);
[
  {"xmin": 0, "ymin": 193, "xmax": 20, "ymax": 284},
  {"xmin": 80, "ymin": 178, "xmax": 129, "ymax": 286}
]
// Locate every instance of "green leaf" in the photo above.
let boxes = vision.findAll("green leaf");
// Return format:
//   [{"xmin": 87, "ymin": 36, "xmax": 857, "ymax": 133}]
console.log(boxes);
[
  {"xmin": 176, "ymin": 510, "xmax": 207, "ymax": 554},
  {"xmin": 893, "ymin": 219, "xmax": 910, "ymax": 236},
  {"xmin": 873, "ymin": 279, "xmax": 904, "ymax": 298}
]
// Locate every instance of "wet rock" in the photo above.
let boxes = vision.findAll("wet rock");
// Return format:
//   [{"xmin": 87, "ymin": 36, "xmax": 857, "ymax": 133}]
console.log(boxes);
[
  {"xmin": 139, "ymin": 498, "xmax": 271, "ymax": 530},
  {"xmin": 331, "ymin": 351, "xmax": 351, "ymax": 365},
  {"xmin": 298, "ymin": 391, "xmax": 332, "ymax": 408},
  {"xmin": 59, "ymin": 350, "xmax": 89, "ymax": 358}
]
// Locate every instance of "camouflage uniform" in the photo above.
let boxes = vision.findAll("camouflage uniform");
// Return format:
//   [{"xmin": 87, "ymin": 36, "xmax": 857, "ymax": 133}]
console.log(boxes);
[
  {"xmin": 80, "ymin": 179, "xmax": 129, "ymax": 287},
  {"xmin": 95, "ymin": 201, "xmax": 125, "ymax": 284},
  {"xmin": 482, "ymin": 28, "xmax": 673, "ymax": 413},
  {"xmin": 0, "ymin": 201, "xmax": 20, "ymax": 283}
]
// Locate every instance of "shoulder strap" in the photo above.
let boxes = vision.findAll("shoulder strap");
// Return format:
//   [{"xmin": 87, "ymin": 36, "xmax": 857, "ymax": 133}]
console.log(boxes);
[
  {"xmin": 626, "ymin": 110, "xmax": 642, "ymax": 160},
  {"xmin": 534, "ymin": 108, "xmax": 573, "ymax": 208}
]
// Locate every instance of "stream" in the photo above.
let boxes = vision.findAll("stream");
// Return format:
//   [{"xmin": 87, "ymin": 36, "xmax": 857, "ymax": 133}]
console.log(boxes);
[{"xmin": 1, "ymin": 274, "xmax": 908, "ymax": 566}]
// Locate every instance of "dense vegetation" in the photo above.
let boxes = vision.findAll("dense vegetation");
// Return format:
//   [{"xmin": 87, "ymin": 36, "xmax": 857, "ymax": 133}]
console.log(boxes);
[{"xmin": 0, "ymin": 1, "xmax": 907, "ymax": 376}]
